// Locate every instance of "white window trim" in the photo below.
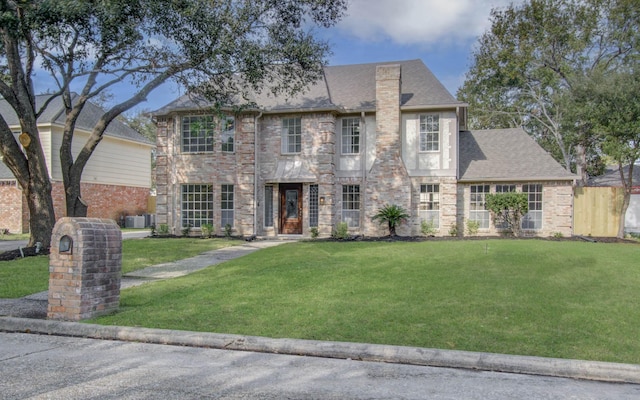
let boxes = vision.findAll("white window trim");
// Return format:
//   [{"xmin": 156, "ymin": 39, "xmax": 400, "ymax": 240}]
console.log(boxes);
[
  {"xmin": 281, "ymin": 117, "xmax": 302, "ymax": 154},
  {"xmin": 419, "ymin": 113, "xmax": 440, "ymax": 153}
]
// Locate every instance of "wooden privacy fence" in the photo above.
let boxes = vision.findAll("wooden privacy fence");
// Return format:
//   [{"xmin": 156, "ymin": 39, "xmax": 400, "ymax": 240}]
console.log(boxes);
[{"xmin": 573, "ymin": 186, "xmax": 624, "ymax": 237}]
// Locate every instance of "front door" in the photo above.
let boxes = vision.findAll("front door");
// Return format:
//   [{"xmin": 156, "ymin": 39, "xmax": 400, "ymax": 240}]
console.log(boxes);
[{"xmin": 280, "ymin": 183, "xmax": 302, "ymax": 234}]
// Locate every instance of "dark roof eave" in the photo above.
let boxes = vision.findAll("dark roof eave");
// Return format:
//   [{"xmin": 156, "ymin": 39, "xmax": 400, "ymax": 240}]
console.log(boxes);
[
  {"xmin": 458, "ymin": 176, "xmax": 577, "ymax": 183},
  {"xmin": 401, "ymin": 102, "xmax": 468, "ymax": 111}
]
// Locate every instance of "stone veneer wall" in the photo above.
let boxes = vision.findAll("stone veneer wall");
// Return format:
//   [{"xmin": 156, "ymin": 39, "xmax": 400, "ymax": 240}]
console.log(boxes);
[
  {"xmin": 155, "ymin": 114, "xmax": 256, "ymax": 236},
  {"xmin": 456, "ymin": 181, "xmax": 574, "ymax": 237},
  {"xmin": 364, "ymin": 64, "xmax": 412, "ymax": 236},
  {"xmin": 409, "ymin": 177, "xmax": 458, "ymax": 236}
]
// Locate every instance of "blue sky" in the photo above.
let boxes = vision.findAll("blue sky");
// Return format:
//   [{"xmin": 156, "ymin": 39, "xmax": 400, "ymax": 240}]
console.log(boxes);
[
  {"xmin": 95, "ymin": 0, "xmax": 519, "ymax": 113},
  {"xmin": 142, "ymin": 0, "xmax": 521, "ymax": 113}
]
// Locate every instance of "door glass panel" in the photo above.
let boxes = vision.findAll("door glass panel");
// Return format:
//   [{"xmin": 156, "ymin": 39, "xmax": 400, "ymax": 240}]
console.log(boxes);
[{"xmin": 286, "ymin": 190, "xmax": 298, "ymax": 219}]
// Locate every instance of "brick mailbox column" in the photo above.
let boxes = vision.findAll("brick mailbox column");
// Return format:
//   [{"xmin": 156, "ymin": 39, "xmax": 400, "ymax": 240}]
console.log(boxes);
[{"xmin": 48, "ymin": 217, "xmax": 122, "ymax": 321}]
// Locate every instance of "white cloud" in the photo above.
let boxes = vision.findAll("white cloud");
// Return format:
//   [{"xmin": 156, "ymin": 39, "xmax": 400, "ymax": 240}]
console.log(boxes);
[{"xmin": 338, "ymin": 0, "xmax": 521, "ymax": 45}]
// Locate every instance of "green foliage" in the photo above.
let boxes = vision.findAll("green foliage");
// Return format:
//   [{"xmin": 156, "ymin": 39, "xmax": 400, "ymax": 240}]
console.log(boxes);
[
  {"xmin": 92, "ymin": 240, "xmax": 640, "ymax": 364},
  {"xmin": 485, "ymin": 192, "xmax": 529, "ymax": 237},
  {"xmin": 458, "ymin": 0, "xmax": 638, "ymax": 182},
  {"xmin": 553, "ymin": 232, "xmax": 564, "ymax": 238},
  {"xmin": 0, "ymin": 0, "xmax": 347, "ymax": 246},
  {"xmin": 310, "ymin": 227, "xmax": 319, "ymax": 239},
  {"xmin": 420, "ymin": 219, "xmax": 437, "ymax": 236},
  {"xmin": 224, "ymin": 223, "xmax": 233, "ymax": 239},
  {"xmin": 371, "ymin": 204, "xmax": 410, "ymax": 236},
  {"xmin": 181, "ymin": 224, "xmax": 192, "ymax": 237},
  {"xmin": 158, "ymin": 224, "xmax": 169, "ymax": 236},
  {"xmin": 465, "ymin": 219, "xmax": 480, "ymax": 236},
  {"xmin": 332, "ymin": 222, "xmax": 350, "ymax": 240},
  {"xmin": 201, "ymin": 223, "xmax": 214, "ymax": 239},
  {"xmin": 448, "ymin": 223, "xmax": 458, "ymax": 237}
]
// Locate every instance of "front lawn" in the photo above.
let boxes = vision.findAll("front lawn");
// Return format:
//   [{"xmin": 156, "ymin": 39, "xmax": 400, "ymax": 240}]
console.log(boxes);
[
  {"xmin": 91, "ymin": 239, "xmax": 640, "ymax": 364},
  {"xmin": 0, "ymin": 238, "xmax": 236, "ymax": 298}
]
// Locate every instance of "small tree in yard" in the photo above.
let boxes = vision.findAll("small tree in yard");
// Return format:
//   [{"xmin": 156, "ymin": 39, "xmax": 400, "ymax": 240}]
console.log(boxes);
[
  {"xmin": 372, "ymin": 204, "xmax": 410, "ymax": 237},
  {"xmin": 485, "ymin": 192, "xmax": 528, "ymax": 237}
]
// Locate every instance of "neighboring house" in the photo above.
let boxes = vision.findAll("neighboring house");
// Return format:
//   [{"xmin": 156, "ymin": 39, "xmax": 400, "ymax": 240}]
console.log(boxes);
[
  {"xmin": 0, "ymin": 94, "xmax": 153, "ymax": 233},
  {"xmin": 588, "ymin": 165, "xmax": 640, "ymax": 233},
  {"xmin": 152, "ymin": 59, "xmax": 576, "ymax": 238}
]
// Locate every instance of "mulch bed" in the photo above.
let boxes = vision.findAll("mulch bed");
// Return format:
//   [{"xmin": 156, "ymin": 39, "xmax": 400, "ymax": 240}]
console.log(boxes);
[{"xmin": 0, "ymin": 246, "xmax": 50, "ymax": 262}]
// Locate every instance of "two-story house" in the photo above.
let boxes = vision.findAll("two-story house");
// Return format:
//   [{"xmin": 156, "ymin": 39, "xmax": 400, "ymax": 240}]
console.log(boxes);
[
  {"xmin": 0, "ymin": 94, "xmax": 153, "ymax": 233},
  {"xmin": 152, "ymin": 60, "xmax": 576, "ymax": 238}
]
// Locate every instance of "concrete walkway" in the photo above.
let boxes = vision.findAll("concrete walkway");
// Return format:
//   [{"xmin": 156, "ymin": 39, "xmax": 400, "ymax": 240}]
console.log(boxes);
[{"xmin": 1, "ymin": 238, "xmax": 640, "ymax": 386}]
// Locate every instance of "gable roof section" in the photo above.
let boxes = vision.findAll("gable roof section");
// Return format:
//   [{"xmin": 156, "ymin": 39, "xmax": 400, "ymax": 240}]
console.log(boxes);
[
  {"xmin": 459, "ymin": 128, "xmax": 576, "ymax": 182},
  {"xmin": 0, "ymin": 94, "xmax": 152, "ymax": 145},
  {"xmin": 152, "ymin": 59, "xmax": 464, "ymax": 115}
]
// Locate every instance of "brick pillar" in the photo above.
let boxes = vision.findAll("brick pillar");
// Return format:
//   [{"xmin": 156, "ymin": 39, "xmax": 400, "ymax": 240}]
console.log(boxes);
[
  {"xmin": 48, "ymin": 217, "xmax": 122, "ymax": 321},
  {"xmin": 365, "ymin": 64, "xmax": 412, "ymax": 236}
]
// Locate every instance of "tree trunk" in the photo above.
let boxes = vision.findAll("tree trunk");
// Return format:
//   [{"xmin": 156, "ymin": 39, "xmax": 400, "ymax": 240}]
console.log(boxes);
[
  {"xmin": 65, "ymin": 176, "xmax": 88, "ymax": 217},
  {"xmin": 574, "ymin": 144, "xmax": 588, "ymax": 186},
  {"xmin": 24, "ymin": 178, "xmax": 56, "ymax": 248},
  {"xmin": 618, "ymin": 191, "xmax": 630, "ymax": 239}
]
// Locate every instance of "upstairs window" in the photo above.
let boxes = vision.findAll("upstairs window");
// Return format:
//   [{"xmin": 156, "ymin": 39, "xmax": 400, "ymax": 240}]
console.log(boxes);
[
  {"xmin": 221, "ymin": 116, "xmax": 235, "ymax": 153},
  {"xmin": 419, "ymin": 114, "xmax": 439, "ymax": 152},
  {"xmin": 341, "ymin": 117, "xmax": 360, "ymax": 154},
  {"xmin": 182, "ymin": 115, "xmax": 214, "ymax": 153},
  {"xmin": 282, "ymin": 117, "xmax": 301, "ymax": 153}
]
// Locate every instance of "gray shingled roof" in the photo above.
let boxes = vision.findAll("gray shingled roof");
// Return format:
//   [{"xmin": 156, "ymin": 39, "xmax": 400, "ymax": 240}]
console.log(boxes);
[
  {"xmin": 459, "ymin": 128, "xmax": 576, "ymax": 182},
  {"xmin": 0, "ymin": 162, "xmax": 14, "ymax": 180},
  {"xmin": 0, "ymin": 94, "xmax": 152, "ymax": 144},
  {"xmin": 152, "ymin": 59, "xmax": 463, "ymax": 115},
  {"xmin": 588, "ymin": 165, "xmax": 640, "ymax": 187}
]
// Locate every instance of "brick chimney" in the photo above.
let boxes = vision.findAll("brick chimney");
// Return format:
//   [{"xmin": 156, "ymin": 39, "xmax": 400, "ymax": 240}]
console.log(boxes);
[{"xmin": 364, "ymin": 64, "xmax": 412, "ymax": 236}]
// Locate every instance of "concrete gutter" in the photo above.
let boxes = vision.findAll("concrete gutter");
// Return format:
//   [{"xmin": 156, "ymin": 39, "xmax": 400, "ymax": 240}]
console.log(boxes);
[{"xmin": 1, "ymin": 316, "xmax": 638, "ymax": 384}]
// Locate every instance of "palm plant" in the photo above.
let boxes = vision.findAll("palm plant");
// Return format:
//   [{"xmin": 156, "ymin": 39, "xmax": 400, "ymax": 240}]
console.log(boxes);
[{"xmin": 372, "ymin": 204, "xmax": 410, "ymax": 237}]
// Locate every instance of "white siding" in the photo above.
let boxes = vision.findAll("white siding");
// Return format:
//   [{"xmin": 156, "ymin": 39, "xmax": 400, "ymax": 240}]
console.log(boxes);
[
  {"xmin": 402, "ymin": 111, "xmax": 457, "ymax": 177},
  {"xmin": 50, "ymin": 126, "xmax": 151, "ymax": 187}
]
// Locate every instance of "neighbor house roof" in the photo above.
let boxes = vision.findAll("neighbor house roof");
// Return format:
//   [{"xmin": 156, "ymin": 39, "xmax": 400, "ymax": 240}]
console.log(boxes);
[
  {"xmin": 152, "ymin": 59, "xmax": 464, "ymax": 115},
  {"xmin": 588, "ymin": 165, "xmax": 640, "ymax": 187},
  {"xmin": 0, "ymin": 94, "xmax": 152, "ymax": 145},
  {"xmin": 459, "ymin": 128, "xmax": 577, "ymax": 182}
]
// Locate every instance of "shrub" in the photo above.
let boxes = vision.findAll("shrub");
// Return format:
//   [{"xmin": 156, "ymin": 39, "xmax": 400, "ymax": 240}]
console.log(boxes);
[
  {"xmin": 448, "ymin": 223, "xmax": 458, "ymax": 237},
  {"xmin": 372, "ymin": 204, "xmax": 410, "ymax": 237},
  {"xmin": 466, "ymin": 219, "xmax": 480, "ymax": 236},
  {"xmin": 149, "ymin": 224, "xmax": 156, "ymax": 236},
  {"xmin": 485, "ymin": 192, "xmax": 528, "ymax": 237},
  {"xmin": 421, "ymin": 220, "xmax": 437, "ymax": 236},
  {"xmin": 181, "ymin": 224, "xmax": 192, "ymax": 237},
  {"xmin": 201, "ymin": 223, "xmax": 214, "ymax": 238},
  {"xmin": 332, "ymin": 222, "xmax": 350, "ymax": 240},
  {"xmin": 310, "ymin": 227, "xmax": 319, "ymax": 239},
  {"xmin": 158, "ymin": 224, "xmax": 170, "ymax": 236},
  {"xmin": 224, "ymin": 223, "xmax": 233, "ymax": 239}
]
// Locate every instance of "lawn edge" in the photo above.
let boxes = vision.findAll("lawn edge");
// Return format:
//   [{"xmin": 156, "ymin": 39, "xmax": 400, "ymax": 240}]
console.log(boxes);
[{"xmin": 1, "ymin": 316, "xmax": 638, "ymax": 384}]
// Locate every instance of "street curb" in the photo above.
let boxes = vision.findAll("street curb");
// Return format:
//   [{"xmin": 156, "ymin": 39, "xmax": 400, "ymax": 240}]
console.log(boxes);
[{"xmin": 1, "ymin": 317, "xmax": 639, "ymax": 384}]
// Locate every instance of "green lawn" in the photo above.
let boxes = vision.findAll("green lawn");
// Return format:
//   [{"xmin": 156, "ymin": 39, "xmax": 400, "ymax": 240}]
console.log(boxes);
[
  {"xmin": 0, "ymin": 238, "xmax": 236, "ymax": 298},
  {"xmin": 90, "ymin": 239, "xmax": 640, "ymax": 364}
]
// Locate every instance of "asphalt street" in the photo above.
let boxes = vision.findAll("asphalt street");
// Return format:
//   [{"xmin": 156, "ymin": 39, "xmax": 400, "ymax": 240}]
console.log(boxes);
[{"xmin": 1, "ymin": 332, "xmax": 639, "ymax": 400}]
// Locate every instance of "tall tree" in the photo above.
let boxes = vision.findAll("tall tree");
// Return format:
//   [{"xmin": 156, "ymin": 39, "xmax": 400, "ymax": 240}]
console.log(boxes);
[
  {"xmin": 0, "ymin": 0, "xmax": 347, "ymax": 247},
  {"xmin": 570, "ymin": 68, "xmax": 640, "ymax": 238},
  {"xmin": 457, "ymin": 0, "xmax": 638, "ymax": 184}
]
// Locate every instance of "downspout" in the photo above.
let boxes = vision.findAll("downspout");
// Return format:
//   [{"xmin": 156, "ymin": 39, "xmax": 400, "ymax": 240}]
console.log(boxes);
[
  {"xmin": 254, "ymin": 111, "xmax": 263, "ymax": 236},
  {"xmin": 361, "ymin": 111, "xmax": 367, "ymax": 233}
]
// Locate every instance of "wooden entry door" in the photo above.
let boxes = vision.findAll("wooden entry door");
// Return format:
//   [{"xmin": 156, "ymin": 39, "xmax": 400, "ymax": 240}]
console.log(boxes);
[{"xmin": 280, "ymin": 183, "xmax": 302, "ymax": 234}]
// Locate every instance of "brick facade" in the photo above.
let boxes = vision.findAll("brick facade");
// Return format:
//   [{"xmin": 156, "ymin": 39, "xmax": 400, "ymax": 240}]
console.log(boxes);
[
  {"xmin": 0, "ymin": 181, "xmax": 23, "ymax": 233},
  {"xmin": 0, "ymin": 180, "xmax": 149, "ymax": 234}
]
